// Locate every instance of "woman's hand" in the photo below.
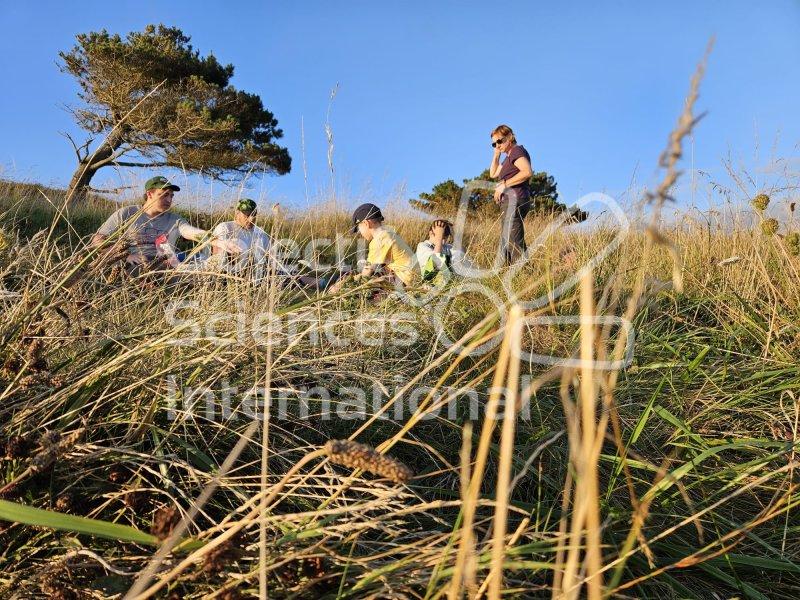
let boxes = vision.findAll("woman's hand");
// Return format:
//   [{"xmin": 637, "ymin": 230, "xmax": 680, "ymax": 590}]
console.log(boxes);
[
  {"xmin": 489, "ymin": 144, "xmax": 503, "ymax": 178},
  {"xmin": 493, "ymin": 182, "xmax": 507, "ymax": 203}
]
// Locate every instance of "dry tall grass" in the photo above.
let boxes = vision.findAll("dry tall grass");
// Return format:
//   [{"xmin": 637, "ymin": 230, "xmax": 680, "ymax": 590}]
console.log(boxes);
[{"xmin": 1, "ymin": 63, "xmax": 800, "ymax": 599}]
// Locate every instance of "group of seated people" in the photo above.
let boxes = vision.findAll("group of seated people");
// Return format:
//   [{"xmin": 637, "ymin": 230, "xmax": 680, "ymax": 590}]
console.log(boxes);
[{"xmin": 90, "ymin": 175, "xmax": 465, "ymax": 291}]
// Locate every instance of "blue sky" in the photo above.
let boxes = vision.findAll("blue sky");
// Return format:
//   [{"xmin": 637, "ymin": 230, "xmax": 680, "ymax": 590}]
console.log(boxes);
[{"xmin": 1, "ymin": 1, "xmax": 799, "ymax": 213}]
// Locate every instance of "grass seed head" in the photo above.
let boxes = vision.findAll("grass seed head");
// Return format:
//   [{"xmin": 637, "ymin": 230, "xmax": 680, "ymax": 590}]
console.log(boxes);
[
  {"xmin": 325, "ymin": 439, "xmax": 413, "ymax": 483},
  {"xmin": 124, "ymin": 490, "xmax": 149, "ymax": 512},
  {"xmin": 54, "ymin": 493, "xmax": 74, "ymax": 513},
  {"xmin": 151, "ymin": 505, "xmax": 181, "ymax": 541},
  {"xmin": 24, "ymin": 338, "xmax": 48, "ymax": 372},
  {"xmin": 18, "ymin": 371, "xmax": 65, "ymax": 390},
  {"xmin": 39, "ymin": 430, "xmax": 61, "ymax": 447},
  {"xmin": 30, "ymin": 428, "xmax": 83, "ymax": 472},
  {"xmin": 106, "ymin": 263, "xmax": 123, "ymax": 283},
  {"xmin": 4, "ymin": 435, "xmax": 34, "ymax": 459},
  {"xmin": 1, "ymin": 356, "xmax": 22, "ymax": 374},
  {"xmin": 761, "ymin": 218, "xmax": 779, "ymax": 236},
  {"xmin": 752, "ymin": 193, "xmax": 770, "ymax": 212},
  {"xmin": 202, "ymin": 532, "xmax": 245, "ymax": 575},
  {"xmin": 107, "ymin": 463, "xmax": 131, "ymax": 484}
]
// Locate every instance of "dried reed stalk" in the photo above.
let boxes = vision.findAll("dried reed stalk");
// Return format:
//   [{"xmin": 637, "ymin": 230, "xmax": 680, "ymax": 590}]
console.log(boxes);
[
  {"xmin": 552, "ymin": 272, "xmax": 603, "ymax": 600},
  {"xmin": 449, "ymin": 305, "xmax": 522, "ymax": 600},
  {"xmin": 488, "ymin": 305, "xmax": 523, "ymax": 600},
  {"xmin": 601, "ymin": 38, "xmax": 714, "ymax": 595}
]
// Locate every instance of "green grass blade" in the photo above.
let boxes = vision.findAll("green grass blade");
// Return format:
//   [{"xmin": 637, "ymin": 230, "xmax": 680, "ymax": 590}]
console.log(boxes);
[
  {"xmin": 695, "ymin": 561, "xmax": 770, "ymax": 600},
  {"xmin": 0, "ymin": 499, "xmax": 158, "ymax": 546}
]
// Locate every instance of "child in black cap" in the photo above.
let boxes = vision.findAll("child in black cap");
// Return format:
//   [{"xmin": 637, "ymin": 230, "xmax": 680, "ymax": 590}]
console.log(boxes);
[{"xmin": 330, "ymin": 203, "xmax": 416, "ymax": 292}]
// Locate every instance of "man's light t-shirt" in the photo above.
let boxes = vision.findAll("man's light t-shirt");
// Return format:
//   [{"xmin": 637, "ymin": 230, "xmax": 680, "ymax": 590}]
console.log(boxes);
[
  {"xmin": 211, "ymin": 221, "xmax": 288, "ymax": 279},
  {"xmin": 96, "ymin": 206, "xmax": 205, "ymax": 264}
]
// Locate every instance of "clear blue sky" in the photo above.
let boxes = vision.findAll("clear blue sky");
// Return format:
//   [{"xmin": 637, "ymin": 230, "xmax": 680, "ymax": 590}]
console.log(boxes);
[{"xmin": 1, "ymin": 1, "xmax": 799, "ymax": 212}]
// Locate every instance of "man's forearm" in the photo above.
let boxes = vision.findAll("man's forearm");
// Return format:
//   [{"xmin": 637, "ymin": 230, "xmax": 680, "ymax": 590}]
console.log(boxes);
[{"xmin": 90, "ymin": 233, "xmax": 108, "ymax": 248}]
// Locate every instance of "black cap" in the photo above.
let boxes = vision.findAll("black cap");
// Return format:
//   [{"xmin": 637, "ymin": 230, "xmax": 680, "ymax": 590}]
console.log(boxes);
[
  {"xmin": 351, "ymin": 203, "xmax": 384, "ymax": 233},
  {"xmin": 237, "ymin": 198, "xmax": 257, "ymax": 215}
]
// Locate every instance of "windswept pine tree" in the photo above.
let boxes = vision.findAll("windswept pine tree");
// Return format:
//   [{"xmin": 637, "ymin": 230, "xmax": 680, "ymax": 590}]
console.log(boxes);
[{"xmin": 59, "ymin": 24, "xmax": 291, "ymax": 200}]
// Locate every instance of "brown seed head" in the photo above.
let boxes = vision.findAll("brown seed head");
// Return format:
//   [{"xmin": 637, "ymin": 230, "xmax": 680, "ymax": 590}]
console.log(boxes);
[
  {"xmin": 40, "ymin": 430, "xmax": 62, "ymax": 447},
  {"xmin": 325, "ymin": 440, "xmax": 413, "ymax": 483},
  {"xmin": 54, "ymin": 493, "xmax": 74, "ymax": 513},
  {"xmin": 106, "ymin": 263, "xmax": 123, "ymax": 283},
  {"xmin": 29, "ymin": 427, "xmax": 83, "ymax": 473},
  {"xmin": 107, "ymin": 464, "xmax": 131, "ymax": 484},
  {"xmin": 124, "ymin": 490, "xmax": 149, "ymax": 512},
  {"xmin": 151, "ymin": 506, "xmax": 181, "ymax": 541},
  {"xmin": 24, "ymin": 337, "xmax": 48, "ymax": 372},
  {"xmin": 30, "ymin": 431, "xmax": 62, "ymax": 473},
  {"xmin": 5, "ymin": 435, "xmax": 34, "ymax": 459},
  {"xmin": 203, "ymin": 535, "xmax": 244, "ymax": 575},
  {"xmin": 2, "ymin": 356, "xmax": 22, "ymax": 374}
]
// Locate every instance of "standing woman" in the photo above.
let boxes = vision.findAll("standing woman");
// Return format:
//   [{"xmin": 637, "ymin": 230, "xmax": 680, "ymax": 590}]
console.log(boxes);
[{"xmin": 489, "ymin": 125, "xmax": 533, "ymax": 265}]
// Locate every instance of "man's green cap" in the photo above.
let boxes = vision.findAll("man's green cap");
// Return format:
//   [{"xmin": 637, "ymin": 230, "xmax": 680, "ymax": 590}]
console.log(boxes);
[
  {"xmin": 144, "ymin": 176, "xmax": 180, "ymax": 192},
  {"xmin": 237, "ymin": 198, "xmax": 257, "ymax": 215}
]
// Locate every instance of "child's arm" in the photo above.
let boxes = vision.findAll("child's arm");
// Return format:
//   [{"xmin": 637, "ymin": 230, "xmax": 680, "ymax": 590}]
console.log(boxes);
[
  {"xmin": 431, "ymin": 220, "xmax": 447, "ymax": 254},
  {"xmin": 327, "ymin": 262, "xmax": 375, "ymax": 293},
  {"xmin": 359, "ymin": 262, "xmax": 376, "ymax": 279},
  {"xmin": 345, "ymin": 262, "xmax": 375, "ymax": 285}
]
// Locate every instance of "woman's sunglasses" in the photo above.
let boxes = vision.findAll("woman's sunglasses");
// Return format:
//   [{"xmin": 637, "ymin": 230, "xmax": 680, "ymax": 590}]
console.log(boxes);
[{"xmin": 491, "ymin": 137, "xmax": 506, "ymax": 148}]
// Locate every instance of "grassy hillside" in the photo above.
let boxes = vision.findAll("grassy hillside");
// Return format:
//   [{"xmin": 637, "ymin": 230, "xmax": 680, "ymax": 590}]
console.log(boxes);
[{"xmin": 0, "ymin": 164, "xmax": 799, "ymax": 600}]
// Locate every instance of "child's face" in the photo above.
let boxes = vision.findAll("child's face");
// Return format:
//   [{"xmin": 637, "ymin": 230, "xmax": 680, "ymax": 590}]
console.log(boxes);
[{"xmin": 357, "ymin": 219, "xmax": 374, "ymax": 240}]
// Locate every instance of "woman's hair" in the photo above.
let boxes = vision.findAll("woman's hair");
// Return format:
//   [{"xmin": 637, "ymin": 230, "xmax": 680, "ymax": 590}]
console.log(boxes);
[{"xmin": 491, "ymin": 124, "xmax": 516, "ymax": 144}]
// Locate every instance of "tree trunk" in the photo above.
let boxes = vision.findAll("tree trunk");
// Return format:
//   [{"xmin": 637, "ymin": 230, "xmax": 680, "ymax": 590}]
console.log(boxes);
[
  {"xmin": 67, "ymin": 161, "xmax": 99, "ymax": 202},
  {"xmin": 66, "ymin": 132, "xmax": 125, "ymax": 202}
]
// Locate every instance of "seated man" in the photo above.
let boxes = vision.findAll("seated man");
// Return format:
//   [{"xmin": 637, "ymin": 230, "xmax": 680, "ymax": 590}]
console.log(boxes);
[
  {"xmin": 211, "ymin": 198, "xmax": 319, "ymax": 287},
  {"xmin": 91, "ymin": 175, "xmax": 239, "ymax": 275}
]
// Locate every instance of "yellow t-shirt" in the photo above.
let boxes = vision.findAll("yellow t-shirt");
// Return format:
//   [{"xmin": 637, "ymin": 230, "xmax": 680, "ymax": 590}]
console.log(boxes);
[{"xmin": 367, "ymin": 228, "xmax": 416, "ymax": 286}]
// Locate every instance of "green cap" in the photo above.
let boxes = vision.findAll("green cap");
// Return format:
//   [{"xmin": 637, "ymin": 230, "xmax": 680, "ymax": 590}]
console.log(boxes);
[
  {"xmin": 144, "ymin": 176, "xmax": 180, "ymax": 192},
  {"xmin": 237, "ymin": 198, "xmax": 257, "ymax": 215}
]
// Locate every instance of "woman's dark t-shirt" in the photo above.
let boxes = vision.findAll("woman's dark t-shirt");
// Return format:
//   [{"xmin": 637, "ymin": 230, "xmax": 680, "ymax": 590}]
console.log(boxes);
[{"xmin": 498, "ymin": 144, "xmax": 531, "ymax": 199}]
